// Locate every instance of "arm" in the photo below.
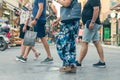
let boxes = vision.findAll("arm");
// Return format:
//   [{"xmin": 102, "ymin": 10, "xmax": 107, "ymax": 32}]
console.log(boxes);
[
  {"xmin": 23, "ymin": 11, "xmax": 30, "ymax": 32},
  {"xmin": 57, "ymin": 0, "xmax": 71, "ymax": 7},
  {"xmin": 31, "ymin": 3, "xmax": 43, "ymax": 26},
  {"xmin": 51, "ymin": 3, "xmax": 57, "ymax": 15},
  {"xmin": 91, "ymin": 6, "xmax": 99, "ymax": 23},
  {"xmin": 89, "ymin": 6, "xmax": 99, "ymax": 29},
  {"xmin": 35, "ymin": 3, "xmax": 43, "ymax": 19}
]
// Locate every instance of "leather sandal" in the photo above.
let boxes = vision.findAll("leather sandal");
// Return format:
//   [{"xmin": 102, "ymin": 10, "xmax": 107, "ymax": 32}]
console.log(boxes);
[
  {"xmin": 34, "ymin": 53, "xmax": 41, "ymax": 60},
  {"xmin": 59, "ymin": 66, "xmax": 72, "ymax": 72}
]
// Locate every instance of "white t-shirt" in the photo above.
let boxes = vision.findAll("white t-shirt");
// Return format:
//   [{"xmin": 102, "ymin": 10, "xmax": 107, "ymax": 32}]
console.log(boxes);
[
  {"xmin": 52, "ymin": 0, "xmax": 62, "ymax": 18},
  {"xmin": 20, "ymin": 3, "xmax": 32, "ymax": 26}
]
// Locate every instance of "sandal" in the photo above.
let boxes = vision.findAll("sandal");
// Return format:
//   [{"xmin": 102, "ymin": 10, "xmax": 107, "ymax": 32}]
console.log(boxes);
[
  {"xmin": 70, "ymin": 66, "xmax": 77, "ymax": 73},
  {"xmin": 59, "ymin": 66, "xmax": 72, "ymax": 72},
  {"xmin": 34, "ymin": 53, "xmax": 41, "ymax": 60}
]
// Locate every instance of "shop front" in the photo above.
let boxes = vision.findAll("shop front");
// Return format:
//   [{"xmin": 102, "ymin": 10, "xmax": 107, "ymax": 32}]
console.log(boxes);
[{"xmin": 110, "ymin": 2, "xmax": 120, "ymax": 46}]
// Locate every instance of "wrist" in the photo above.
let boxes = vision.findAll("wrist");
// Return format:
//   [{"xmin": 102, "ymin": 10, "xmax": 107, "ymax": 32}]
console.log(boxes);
[
  {"xmin": 91, "ymin": 21, "xmax": 95, "ymax": 24},
  {"xmin": 34, "ymin": 18, "xmax": 38, "ymax": 22},
  {"xmin": 24, "ymin": 24, "xmax": 27, "ymax": 26}
]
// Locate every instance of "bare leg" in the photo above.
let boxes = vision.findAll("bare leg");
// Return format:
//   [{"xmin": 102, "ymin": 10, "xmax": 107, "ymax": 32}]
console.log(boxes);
[
  {"xmin": 78, "ymin": 42, "xmax": 88, "ymax": 63},
  {"xmin": 31, "ymin": 47, "xmax": 40, "ymax": 57},
  {"xmin": 20, "ymin": 39, "xmax": 26, "ymax": 56},
  {"xmin": 40, "ymin": 37, "xmax": 52, "ymax": 58},
  {"xmin": 93, "ymin": 41, "xmax": 105, "ymax": 62},
  {"xmin": 23, "ymin": 46, "xmax": 32, "ymax": 58}
]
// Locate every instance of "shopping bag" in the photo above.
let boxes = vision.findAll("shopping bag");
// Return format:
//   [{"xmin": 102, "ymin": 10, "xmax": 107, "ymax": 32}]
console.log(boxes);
[{"xmin": 23, "ymin": 30, "xmax": 37, "ymax": 46}]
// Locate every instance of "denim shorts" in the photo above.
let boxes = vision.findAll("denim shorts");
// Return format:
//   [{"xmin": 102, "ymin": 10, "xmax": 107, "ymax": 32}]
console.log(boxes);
[{"xmin": 82, "ymin": 23, "xmax": 101, "ymax": 43}]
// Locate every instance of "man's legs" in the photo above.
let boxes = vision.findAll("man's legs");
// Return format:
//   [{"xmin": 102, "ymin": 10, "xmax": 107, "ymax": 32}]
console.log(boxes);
[
  {"xmin": 41, "ymin": 37, "xmax": 53, "ymax": 62},
  {"xmin": 92, "ymin": 41, "xmax": 106, "ymax": 67},
  {"xmin": 19, "ymin": 46, "xmax": 32, "ymax": 62},
  {"xmin": 31, "ymin": 47, "xmax": 41, "ymax": 60},
  {"xmin": 77, "ymin": 42, "xmax": 88, "ymax": 64},
  {"xmin": 16, "ymin": 39, "xmax": 26, "ymax": 60},
  {"xmin": 93, "ymin": 41, "xmax": 105, "ymax": 62}
]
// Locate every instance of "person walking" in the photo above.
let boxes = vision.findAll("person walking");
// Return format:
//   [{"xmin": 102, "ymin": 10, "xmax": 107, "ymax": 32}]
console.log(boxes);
[
  {"xmin": 76, "ymin": 0, "xmax": 106, "ymax": 67},
  {"xmin": 16, "ymin": 0, "xmax": 40, "ymax": 62},
  {"xmin": 52, "ymin": 0, "xmax": 80, "ymax": 72},
  {"xmin": 76, "ymin": 26, "xmax": 83, "ymax": 44},
  {"xmin": 22, "ymin": 0, "xmax": 53, "ymax": 63}
]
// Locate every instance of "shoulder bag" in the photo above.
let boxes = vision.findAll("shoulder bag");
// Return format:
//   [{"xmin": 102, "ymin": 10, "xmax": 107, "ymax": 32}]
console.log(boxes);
[{"xmin": 60, "ymin": 0, "xmax": 81, "ymax": 23}]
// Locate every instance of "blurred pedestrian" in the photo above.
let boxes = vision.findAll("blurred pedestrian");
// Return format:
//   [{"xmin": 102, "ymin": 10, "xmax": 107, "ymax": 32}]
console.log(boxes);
[
  {"xmin": 29, "ymin": 0, "xmax": 53, "ymax": 63},
  {"xmin": 52, "ymin": 0, "xmax": 80, "ymax": 72},
  {"xmin": 76, "ymin": 0, "xmax": 106, "ymax": 67},
  {"xmin": 76, "ymin": 26, "xmax": 83, "ymax": 44},
  {"xmin": 16, "ymin": 0, "xmax": 40, "ymax": 62}
]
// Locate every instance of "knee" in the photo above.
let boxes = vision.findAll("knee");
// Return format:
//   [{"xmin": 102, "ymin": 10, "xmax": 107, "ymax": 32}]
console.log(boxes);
[{"xmin": 93, "ymin": 41, "xmax": 100, "ymax": 46}]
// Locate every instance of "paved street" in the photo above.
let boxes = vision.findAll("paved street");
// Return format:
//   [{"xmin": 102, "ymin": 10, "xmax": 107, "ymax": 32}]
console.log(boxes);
[{"xmin": 0, "ymin": 43, "xmax": 120, "ymax": 80}]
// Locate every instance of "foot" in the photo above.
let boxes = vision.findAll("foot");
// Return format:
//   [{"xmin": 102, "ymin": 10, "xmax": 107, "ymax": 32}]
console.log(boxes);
[
  {"xmin": 93, "ymin": 61, "xmax": 106, "ymax": 68},
  {"xmin": 15, "ymin": 56, "xmax": 23, "ymax": 61},
  {"xmin": 34, "ymin": 53, "xmax": 41, "ymax": 60},
  {"xmin": 19, "ymin": 57, "xmax": 27, "ymax": 63},
  {"xmin": 41, "ymin": 57, "xmax": 53, "ymax": 63},
  {"xmin": 76, "ymin": 61, "xmax": 81, "ymax": 66},
  {"xmin": 59, "ymin": 66, "xmax": 72, "ymax": 72},
  {"xmin": 70, "ymin": 65, "xmax": 77, "ymax": 73}
]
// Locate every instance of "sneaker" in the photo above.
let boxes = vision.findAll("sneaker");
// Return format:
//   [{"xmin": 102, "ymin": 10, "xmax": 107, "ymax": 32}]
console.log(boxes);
[
  {"xmin": 76, "ymin": 61, "xmax": 81, "ymax": 66},
  {"xmin": 93, "ymin": 61, "xmax": 106, "ymax": 68},
  {"xmin": 20, "ymin": 57, "xmax": 27, "ymax": 63},
  {"xmin": 41, "ymin": 57, "xmax": 53, "ymax": 63},
  {"xmin": 16, "ymin": 56, "xmax": 23, "ymax": 61}
]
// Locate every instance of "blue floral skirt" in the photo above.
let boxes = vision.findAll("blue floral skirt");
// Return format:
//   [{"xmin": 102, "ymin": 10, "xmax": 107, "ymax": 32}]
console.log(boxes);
[{"xmin": 56, "ymin": 20, "xmax": 80, "ymax": 66}]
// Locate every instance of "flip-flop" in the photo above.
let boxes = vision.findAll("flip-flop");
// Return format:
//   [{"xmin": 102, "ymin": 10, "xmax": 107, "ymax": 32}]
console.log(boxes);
[{"xmin": 34, "ymin": 53, "xmax": 41, "ymax": 60}]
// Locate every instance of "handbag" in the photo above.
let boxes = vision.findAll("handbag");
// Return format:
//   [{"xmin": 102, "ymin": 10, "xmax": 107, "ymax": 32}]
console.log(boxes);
[
  {"xmin": 60, "ymin": 0, "xmax": 81, "ymax": 23},
  {"xmin": 23, "ymin": 28, "xmax": 37, "ymax": 46}
]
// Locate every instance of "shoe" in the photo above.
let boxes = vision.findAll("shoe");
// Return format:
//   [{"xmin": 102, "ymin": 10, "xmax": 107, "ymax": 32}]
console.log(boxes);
[
  {"xmin": 41, "ymin": 57, "xmax": 53, "ymax": 63},
  {"xmin": 16, "ymin": 56, "xmax": 23, "ymax": 61},
  {"xmin": 76, "ymin": 61, "xmax": 81, "ymax": 66},
  {"xmin": 59, "ymin": 66, "xmax": 72, "ymax": 72},
  {"xmin": 20, "ymin": 57, "xmax": 27, "ymax": 63},
  {"xmin": 34, "ymin": 53, "xmax": 41, "ymax": 60},
  {"xmin": 93, "ymin": 61, "xmax": 106, "ymax": 68},
  {"xmin": 70, "ymin": 65, "xmax": 77, "ymax": 73}
]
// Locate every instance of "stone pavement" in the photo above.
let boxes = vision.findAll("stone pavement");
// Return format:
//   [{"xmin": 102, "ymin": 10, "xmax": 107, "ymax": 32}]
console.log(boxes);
[{"xmin": 0, "ymin": 43, "xmax": 120, "ymax": 80}]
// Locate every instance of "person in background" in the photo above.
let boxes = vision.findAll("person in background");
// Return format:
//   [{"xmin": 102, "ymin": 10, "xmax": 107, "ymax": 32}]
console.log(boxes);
[
  {"xmin": 23, "ymin": 0, "xmax": 53, "ymax": 63},
  {"xmin": 77, "ymin": 26, "xmax": 83, "ymax": 44},
  {"xmin": 16, "ymin": 0, "xmax": 40, "ymax": 62},
  {"xmin": 76, "ymin": 0, "xmax": 106, "ymax": 67},
  {"xmin": 52, "ymin": 0, "xmax": 80, "ymax": 72}
]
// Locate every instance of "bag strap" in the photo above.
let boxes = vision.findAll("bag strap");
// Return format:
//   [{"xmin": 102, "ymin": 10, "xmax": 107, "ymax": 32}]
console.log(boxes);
[
  {"xmin": 69, "ymin": 0, "xmax": 77, "ymax": 7},
  {"xmin": 29, "ymin": 26, "xmax": 34, "ymax": 31}
]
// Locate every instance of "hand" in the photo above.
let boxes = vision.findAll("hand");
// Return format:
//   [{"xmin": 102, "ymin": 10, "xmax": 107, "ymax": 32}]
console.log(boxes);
[
  {"xmin": 52, "ymin": 20, "xmax": 59, "ymax": 27},
  {"xmin": 89, "ymin": 22, "xmax": 94, "ymax": 30},
  {"xmin": 31, "ymin": 20, "xmax": 37, "ymax": 26},
  {"xmin": 22, "ymin": 25, "xmax": 27, "ymax": 32}
]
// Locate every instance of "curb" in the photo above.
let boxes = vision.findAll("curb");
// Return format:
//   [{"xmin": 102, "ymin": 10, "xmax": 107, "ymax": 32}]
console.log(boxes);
[{"xmin": 89, "ymin": 43, "xmax": 120, "ymax": 49}]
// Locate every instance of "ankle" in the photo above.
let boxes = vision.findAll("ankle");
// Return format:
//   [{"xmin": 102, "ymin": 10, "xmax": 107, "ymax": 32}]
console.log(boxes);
[{"xmin": 99, "ymin": 60, "xmax": 105, "ymax": 63}]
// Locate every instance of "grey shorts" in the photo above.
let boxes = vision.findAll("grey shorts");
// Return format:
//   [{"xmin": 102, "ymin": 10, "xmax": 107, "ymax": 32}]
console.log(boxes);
[{"xmin": 82, "ymin": 23, "xmax": 101, "ymax": 43}]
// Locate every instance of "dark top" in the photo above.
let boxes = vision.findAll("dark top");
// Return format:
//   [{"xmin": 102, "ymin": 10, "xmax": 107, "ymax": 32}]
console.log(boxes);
[
  {"xmin": 32, "ymin": 0, "xmax": 46, "ymax": 21},
  {"xmin": 82, "ymin": 0, "xmax": 101, "ymax": 25}
]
